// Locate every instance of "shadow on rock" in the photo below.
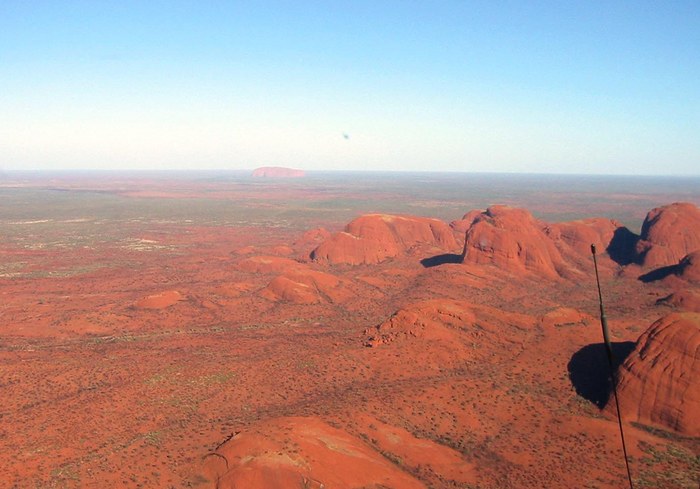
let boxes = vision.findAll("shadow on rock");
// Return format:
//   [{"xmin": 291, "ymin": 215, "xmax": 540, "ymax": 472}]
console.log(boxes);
[
  {"xmin": 568, "ymin": 341, "xmax": 636, "ymax": 408},
  {"xmin": 606, "ymin": 227, "xmax": 640, "ymax": 266},
  {"xmin": 638, "ymin": 264, "xmax": 679, "ymax": 283},
  {"xmin": 420, "ymin": 253, "xmax": 463, "ymax": 268}
]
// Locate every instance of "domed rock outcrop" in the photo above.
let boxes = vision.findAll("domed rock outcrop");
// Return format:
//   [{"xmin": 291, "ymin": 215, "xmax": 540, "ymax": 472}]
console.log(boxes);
[
  {"xmin": 545, "ymin": 218, "xmax": 620, "ymax": 257},
  {"xmin": 311, "ymin": 214, "xmax": 458, "ymax": 265},
  {"xmin": 450, "ymin": 209, "xmax": 483, "ymax": 234},
  {"xmin": 259, "ymin": 269, "xmax": 352, "ymax": 304},
  {"xmin": 364, "ymin": 298, "xmax": 534, "ymax": 347},
  {"xmin": 364, "ymin": 299, "xmax": 476, "ymax": 347},
  {"xmin": 635, "ymin": 202, "xmax": 700, "ymax": 268},
  {"xmin": 238, "ymin": 255, "xmax": 304, "ymax": 274},
  {"xmin": 133, "ymin": 290, "xmax": 184, "ymax": 310},
  {"xmin": 460, "ymin": 206, "xmax": 625, "ymax": 279},
  {"xmin": 199, "ymin": 417, "xmax": 426, "ymax": 489},
  {"xmin": 612, "ymin": 312, "xmax": 700, "ymax": 436},
  {"xmin": 461, "ymin": 206, "xmax": 567, "ymax": 279}
]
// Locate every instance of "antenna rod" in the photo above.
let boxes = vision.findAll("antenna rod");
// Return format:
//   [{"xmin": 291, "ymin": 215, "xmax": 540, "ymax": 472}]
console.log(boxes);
[{"xmin": 591, "ymin": 244, "xmax": 634, "ymax": 489}]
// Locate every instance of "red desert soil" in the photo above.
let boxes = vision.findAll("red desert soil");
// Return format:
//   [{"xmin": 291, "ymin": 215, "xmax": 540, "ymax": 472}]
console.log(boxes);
[
  {"xmin": 613, "ymin": 312, "xmax": 700, "ymax": 436},
  {"xmin": 1, "ymin": 179, "xmax": 699, "ymax": 489},
  {"xmin": 251, "ymin": 166, "xmax": 306, "ymax": 178},
  {"xmin": 311, "ymin": 213, "xmax": 459, "ymax": 265}
]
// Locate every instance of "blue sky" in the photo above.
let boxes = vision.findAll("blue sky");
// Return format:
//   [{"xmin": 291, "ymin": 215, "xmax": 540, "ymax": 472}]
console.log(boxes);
[{"xmin": 1, "ymin": 1, "xmax": 698, "ymax": 174}]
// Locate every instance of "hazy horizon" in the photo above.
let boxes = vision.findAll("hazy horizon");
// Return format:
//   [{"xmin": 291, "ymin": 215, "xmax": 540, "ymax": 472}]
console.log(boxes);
[{"xmin": 2, "ymin": 2, "xmax": 699, "ymax": 175}]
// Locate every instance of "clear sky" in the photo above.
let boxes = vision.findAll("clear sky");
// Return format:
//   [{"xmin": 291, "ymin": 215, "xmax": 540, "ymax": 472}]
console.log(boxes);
[{"xmin": 1, "ymin": 1, "xmax": 698, "ymax": 174}]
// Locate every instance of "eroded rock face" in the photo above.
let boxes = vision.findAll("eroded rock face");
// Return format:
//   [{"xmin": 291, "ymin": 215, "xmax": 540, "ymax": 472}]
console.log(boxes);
[
  {"xmin": 251, "ymin": 166, "xmax": 305, "ymax": 178},
  {"xmin": 199, "ymin": 417, "xmax": 426, "ymax": 489},
  {"xmin": 460, "ymin": 206, "xmax": 624, "ymax": 279},
  {"xmin": 461, "ymin": 206, "xmax": 566, "ymax": 278},
  {"xmin": 460, "ymin": 206, "xmax": 563, "ymax": 278},
  {"xmin": 450, "ymin": 209, "xmax": 484, "ymax": 234},
  {"xmin": 636, "ymin": 202, "xmax": 700, "ymax": 268},
  {"xmin": 613, "ymin": 313, "xmax": 700, "ymax": 436},
  {"xmin": 311, "ymin": 214, "xmax": 458, "ymax": 265},
  {"xmin": 545, "ymin": 218, "xmax": 620, "ymax": 257}
]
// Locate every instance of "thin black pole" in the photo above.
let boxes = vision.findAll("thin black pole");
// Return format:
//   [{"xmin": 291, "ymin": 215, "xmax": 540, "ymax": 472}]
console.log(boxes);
[{"xmin": 591, "ymin": 244, "xmax": 634, "ymax": 489}]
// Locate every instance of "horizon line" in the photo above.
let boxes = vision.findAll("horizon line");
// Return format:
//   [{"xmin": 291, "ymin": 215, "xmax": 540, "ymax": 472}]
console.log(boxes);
[{"xmin": 2, "ymin": 168, "xmax": 699, "ymax": 178}]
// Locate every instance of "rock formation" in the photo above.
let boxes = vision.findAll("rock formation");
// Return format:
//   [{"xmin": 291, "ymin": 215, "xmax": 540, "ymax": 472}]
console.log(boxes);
[
  {"xmin": 259, "ymin": 269, "xmax": 352, "ymax": 304},
  {"xmin": 676, "ymin": 250, "xmax": 700, "ymax": 282},
  {"xmin": 365, "ymin": 299, "xmax": 476, "ymax": 347},
  {"xmin": 238, "ymin": 255, "xmax": 304, "ymax": 274},
  {"xmin": 252, "ymin": 166, "xmax": 305, "ymax": 178},
  {"xmin": 635, "ymin": 202, "xmax": 700, "ymax": 268},
  {"xmin": 133, "ymin": 290, "xmax": 184, "ymax": 309},
  {"xmin": 199, "ymin": 417, "xmax": 425, "ymax": 489},
  {"xmin": 460, "ymin": 206, "xmax": 620, "ymax": 279},
  {"xmin": 545, "ymin": 218, "xmax": 620, "ymax": 257},
  {"xmin": 364, "ymin": 298, "xmax": 534, "ymax": 348},
  {"xmin": 657, "ymin": 289, "xmax": 700, "ymax": 312},
  {"xmin": 311, "ymin": 214, "xmax": 458, "ymax": 265},
  {"xmin": 613, "ymin": 312, "xmax": 700, "ymax": 436},
  {"xmin": 450, "ymin": 209, "xmax": 483, "ymax": 234}
]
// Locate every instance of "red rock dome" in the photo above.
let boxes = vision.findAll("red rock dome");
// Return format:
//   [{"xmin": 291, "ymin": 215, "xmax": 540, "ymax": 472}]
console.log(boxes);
[
  {"xmin": 613, "ymin": 312, "xmax": 700, "ymax": 436},
  {"xmin": 311, "ymin": 214, "xmax": 458, "ymax": 265},
  {"xmin": 636, "ymin": 202, "xmax": 700, "ymax": 267}
]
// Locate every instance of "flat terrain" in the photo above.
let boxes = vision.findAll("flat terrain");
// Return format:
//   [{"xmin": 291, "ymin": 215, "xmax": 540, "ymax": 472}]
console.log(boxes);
[{"xmin": 0, "ymin": 172, "xmax": 698, "ymax": 488}]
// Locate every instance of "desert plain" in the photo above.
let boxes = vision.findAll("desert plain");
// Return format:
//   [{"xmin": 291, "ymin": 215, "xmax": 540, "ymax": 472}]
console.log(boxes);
[{"xmin": 0, "ymin": 171, "xmax": 698, "ymax": 488}]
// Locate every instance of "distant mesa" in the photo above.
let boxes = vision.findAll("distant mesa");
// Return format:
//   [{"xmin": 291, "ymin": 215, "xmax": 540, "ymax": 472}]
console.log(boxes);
[
  {"xmin": 199, "ymin": 416, "xmax": 426, "ymax": 489},
  {"xmin": 612, "ymin": 312, "xmax": 700, "ymax": 436},
  {"xmin": 252, "ymin": 166, "xmax": 305, "ymax": 178},
  {"xmin": 460, "ymin": 205, "xmax": 620, "ymax": 279},
  {"xmin": 133, "ymin": 290, "xmax": 184, "ymax": 310},
  {"xmin": 311, "ymin": 214, "xmax": 459, "ymax": 265},
  {"xmin": 635, "ymin": 202, "xmax": 700, "ymax": 268}
]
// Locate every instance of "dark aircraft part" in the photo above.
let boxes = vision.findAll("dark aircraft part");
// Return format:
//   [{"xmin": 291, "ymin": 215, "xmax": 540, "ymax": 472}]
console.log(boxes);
[{"xmin": 591, "ymin": 244, "xmax": 635, "ymax": 489}]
